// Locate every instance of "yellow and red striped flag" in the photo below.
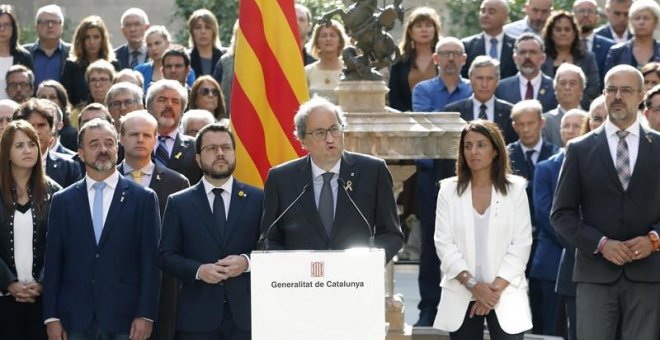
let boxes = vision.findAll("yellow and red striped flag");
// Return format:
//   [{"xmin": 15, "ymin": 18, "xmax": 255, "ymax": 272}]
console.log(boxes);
[{"xmin": 230, "ymin": 0, "xmax": 309, "ymax": 187}]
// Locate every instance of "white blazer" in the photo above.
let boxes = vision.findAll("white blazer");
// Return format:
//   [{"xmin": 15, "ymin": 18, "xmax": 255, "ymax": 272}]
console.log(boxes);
[{"xmin": 432, "ymin": 175, "xmax": 533, "ymax": 334}]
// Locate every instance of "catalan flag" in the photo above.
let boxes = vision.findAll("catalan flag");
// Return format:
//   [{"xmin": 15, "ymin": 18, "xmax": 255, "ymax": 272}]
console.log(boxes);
[{"xmin": 230, "ymin": 0, "xmax": 308, "ymax": 187}]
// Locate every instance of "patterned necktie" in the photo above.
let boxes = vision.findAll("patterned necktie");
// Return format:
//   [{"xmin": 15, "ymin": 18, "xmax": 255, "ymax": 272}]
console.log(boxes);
[
  {"xmin": 580, "ymin": 38, "xmax": 589, "ymax": 52},
  {"xmin": 92, "ymin": 182, "xmax": 106, "ymax": 244},
  {"xmin": 130, "ymin": 50, "xmax": 141, "ymax": 68},
  {"xmin": 318, "ymin": 172, "xmax": 334, "ymax": 236},
  {"xmin": 489, "ymin": 38, "xmax": 498, "ymax": 59},
  {"xmin": 130, "ymin": 170, "xmax": 143, "ymax": 185},
  {"xmin": 525, "ymin": 150, "xmax": 536, "ymax": 182},
  {"xmin": 479, "ymin": 103, "xmax": 488, "ymax": 120},
  {"xmin": 616, "ymin": 130, "xmax": 631, "ymax": 190},
  {"xmin": 525, "ymin": 81, "xmax": 534, "ymax": 100},
  {"xmin": 154, "ymin": 135, "xmax": 170, "ymax": 166},
  {"xmin": 212, "ymin": 188, "xmax": 226, "ymax": 238}
]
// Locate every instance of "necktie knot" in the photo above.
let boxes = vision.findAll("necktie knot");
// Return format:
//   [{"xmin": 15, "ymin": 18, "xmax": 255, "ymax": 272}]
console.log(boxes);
[
  {"xmin": 616, "ymin": 130, "xmax": 630, "ymax": 139},
  {"xmin": 212, "ymin": 188, "xmax": 224, "ymax": 196},
  {"xmin": 130, "ymin": 170, "xmax": 143, "ymax": 183},
  {"xmin": 322, "ymin": 172, "xmax": 334, "ymax": 183},
  {"xmin": 525, "ymin": 149, "xmax": 535, "ymax": 161},
  {"xmin": 158, "ymin": 135, "xmax": 170, "ymax": 143},
  {"xmin": 93, "ymin": 182, "xmax": 106, "ymax": 191}
]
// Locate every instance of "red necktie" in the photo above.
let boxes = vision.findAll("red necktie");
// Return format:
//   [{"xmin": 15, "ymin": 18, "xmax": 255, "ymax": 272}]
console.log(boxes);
[{"xmin": 525, "ymin": 81, "xmax": 534, "ymax": 100}]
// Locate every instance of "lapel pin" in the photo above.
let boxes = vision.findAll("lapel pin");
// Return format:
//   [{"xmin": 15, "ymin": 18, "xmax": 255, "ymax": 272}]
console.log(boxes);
[
  {"xmin": 646, "ymin": 135, "xmax": 653, "ymax": 143},
  {"xmin": 120, "ymin": 192, "xmax": 126, "ymax": 202},
  {"xmin": 175, "ymin": 152, "xmax": 182, "ymax": 160},
  {"xmin": 156, "ymin": 174, "xmax": 162, "ymax": 181},
  {"xmin": 238, "ymin": 190, "xmax": 247, "ymax": 198},
  {"xmin": 539, "ymin": 88, "xmax": 546, "ymax": 96},
  {"xmin": 344, "ymin": 180, "xmax": 353, "ymax": 192}
]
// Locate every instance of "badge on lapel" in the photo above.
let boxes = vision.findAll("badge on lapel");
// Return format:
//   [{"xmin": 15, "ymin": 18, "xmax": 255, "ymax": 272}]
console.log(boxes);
[
  {"xmin": 238, "ymin": 190, "xmax": 247, "ymax": 198},
  {"xmin": 174, "ymin": 152, "xmax": 182, "ymax": 160},
  {"xmin": 120, "ymin": 191, "xmax": 126, "ymax": 203}
]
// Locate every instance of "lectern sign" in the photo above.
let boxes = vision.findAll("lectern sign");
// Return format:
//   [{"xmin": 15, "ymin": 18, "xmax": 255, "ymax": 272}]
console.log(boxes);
[{"xmin": 251, "ymin": 249, "xmax": 386, "ymax": 340}]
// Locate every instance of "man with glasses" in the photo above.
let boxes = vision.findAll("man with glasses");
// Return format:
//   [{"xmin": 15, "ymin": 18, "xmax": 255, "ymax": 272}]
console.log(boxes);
[
  {"xmin": 6, "ymin": 65, "xmax": 35, "ymax": 104},
  {"xmin": 115, "ymin": 8, "xmax": 150, "ymax": 70},
  {"xmin": 496, "ymin": 33, "xmax": 557, "ymax": 112},
  {"xmin": 23, "ymin": 4, "xmax": 70, "ymax": 86},
  {"xmin": 573, "ymin": 0, "xmax": 614, "ymax": 83},
  {"xmin": 503, "ymin": 0, "xmax": 553, "ymax": 38},
  {"xmin": 595, "ymin": 0, "xmax": 633, "ymax": 43},
  {"xmin": 105, "ymin": 82, "xmax": 144, "ymax": 132},
  {"xmin": 258, "ymin": 96, "xmax": 403, "ymax": 263},
  {"xmin": 552, "ymin": 65, "xmax": 660, "ymax": 340}
]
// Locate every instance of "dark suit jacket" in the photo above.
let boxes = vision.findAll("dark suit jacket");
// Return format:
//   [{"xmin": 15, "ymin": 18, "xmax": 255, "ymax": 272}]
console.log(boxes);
[
  {"xmin": 258, "ymin": 152, "xmax": 404, "ymax": 263},
  {"xmin": 495, "ymin": 73, "xmax": 557, "ymax": 112},
  {"xmin": 189, "ymin": 47, "xmax": 224, "ymax": 77},
  {"xmin": 388, "ymin": 58, "xmax": 413, "ymax": 112},
  {"xmin": 23, "ymin": 40, "xmax": 71, "ymax": 76},
  {"xmin": 595, "ymin": 24, "xmax": 633, "ymax": 42},
  {"xmin": 46, "ymin": 150, "xmax": 83, "ymax": 188},
  {"xmin": 461, "ymin": 32, "xmax": 517, "ymax": 79},
  {"xmin": 11, "ymin": 47, "xmax": 34, "ymax": 70},
  {"xmin": 159, "ymin": 179, "xmax": 262, "ymax": 332},
  {"xmin": 43, "ymin": 175, "xmax": 161, "ymax": 332},
  {"xmin": 114, "ymin": 44, "xmax": 149, "ymax": 70},
  {"xmin": 60, "ymin": 59, "xmax": 121, "ymax": 105},
  {"xmin": 118, "ymin": 162, "xmax": 190, "ymax": 216},
  {"xmin": 551, "ymin": 126, "xmax": 660, "ymax": 283},
  {"xmin": 156, "ymin": 133, "xmax": 202, "ymax": 185},
  {"xmin": 591, "ymin": 35, "xmax": 615, "ymax": 84},
  {"xmin": 0, "ymin": 179, "xmax": 60, "ymax": 294},
  {"xmin": 507, "ymin": 140, "xmax": 558, "ymax": 229},
  {"xmin": 605, "ymin": 39, "xmax": 660, "ymax": 71},
  {"xmin": 444, "ymin": 96, "xmax": 517, "ymax": 144},
  {"xmin": 541, "ymin": 51, "xmax": 600, "ymax": 109}
]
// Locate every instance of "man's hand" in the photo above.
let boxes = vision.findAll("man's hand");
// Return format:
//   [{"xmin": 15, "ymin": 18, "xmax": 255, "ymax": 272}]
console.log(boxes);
[
  {"xmin": 197, "ymin": 263, "xmax": 228, "ymax": 284},
  {"xmin": 7, "ymin": 282, "xmax": 36, "ymax": 303},
  {"xmin": 624, "ymin": 236, "xmax": 655, "ymax": 260},
  {"xmin": 129, "ymin": 318, "xmax": 152, "ymax": 340},
  {"xmin": 216, "ymin": 255, "xmax": 248, "ymax": 278},
  {"xmin": 601, "ymin": 239, "xmax": 635, "ymax": 265},
  {"xmin": 46, "ymin": 320, "xmax": 67, "ymax": 340}
]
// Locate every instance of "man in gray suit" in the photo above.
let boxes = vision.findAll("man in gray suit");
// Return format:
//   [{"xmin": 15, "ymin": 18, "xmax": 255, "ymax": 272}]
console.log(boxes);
[
  {"xmin": 552, "ymin": 65, "xmax": 660, "ymax": 340},
  {"xmin": 542, "ymin": 64, "xmax": 586, "ymax": 147}
]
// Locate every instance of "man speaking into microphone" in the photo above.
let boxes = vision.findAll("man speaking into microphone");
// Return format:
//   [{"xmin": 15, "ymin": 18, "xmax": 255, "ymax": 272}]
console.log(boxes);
[{"xmin": 258, "ymin": 96, "xmax": 403, "ymax": 263}]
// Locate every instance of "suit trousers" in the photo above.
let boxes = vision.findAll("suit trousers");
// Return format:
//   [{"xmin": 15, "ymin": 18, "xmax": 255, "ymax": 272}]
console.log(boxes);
[
  {"xmin": 0, "ymin": 295, "xmax": 47, "ymax": 340},
  {"xmin": 67, "ymin": 320, "xmax": 129, "ymax": 340},
  {"xmin": 152, "ymin": 274, "xmax": 179, "ymax": 340},
  {"xmin": 449, "ymin": 301, "xmax": 524, "ymax": 340},
  {"xmin": 576, "ymin": 276, "xmax": 660, "ymax": 340},
  {"xmin": 175, "ymin": 301, "xmax": 250, "ymax": 340}
]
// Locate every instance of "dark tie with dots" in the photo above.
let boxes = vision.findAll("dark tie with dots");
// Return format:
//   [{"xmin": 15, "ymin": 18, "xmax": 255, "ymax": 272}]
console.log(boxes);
[
  {"xmin": 318, "ymin": 172, "xmax": 334, "ymax": 236},
  {"xmin": 212, "ymin": 188, "xmax": 226, "ymax": 238},
  {"xmin": 525, "ymin": 81, "xmax": 534, "ymax": 100},
  {"xmin": 479, "ymin": 103, "xmax": 488, "ymax": 120}
]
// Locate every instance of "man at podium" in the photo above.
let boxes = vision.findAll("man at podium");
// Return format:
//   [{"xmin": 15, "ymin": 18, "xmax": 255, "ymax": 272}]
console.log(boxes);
[{"xmin": 258, "ymin": 96, "xmax": 404, "ymax": 263}]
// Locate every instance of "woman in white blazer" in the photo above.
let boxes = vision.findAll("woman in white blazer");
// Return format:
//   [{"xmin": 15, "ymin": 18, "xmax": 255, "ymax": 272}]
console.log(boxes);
[{"xmin": 433, "ymin": 120, "xmax": 533, "ymax": 339}]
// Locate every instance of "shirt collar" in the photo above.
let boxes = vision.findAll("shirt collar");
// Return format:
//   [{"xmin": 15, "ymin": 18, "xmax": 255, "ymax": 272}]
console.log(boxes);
[
  {"xmin": 158, "ymin": 130, "xmax": 178, "ymax": 141},
  {"xmin": 484, "ymin": 31, "xmax": 504, "ymax": 41},
  {"xmin": 122, "ymin": 161, "xmax": 155, "ymax": 176},
  {"xmin": 472, "ymin": 95, "xmax": 495, "ymax": 107},
  {"xmin": 129, "ymin": 44, "xmax": 147, "ymax": 55},
  {"xmin": 520, "ymin": 138, "xmax": 543, "ymax": 154},
  {"xmin": 310, "ymin": 157, "xmax": 341, "ymax": 179},
  {"xmin": 202, "ymin": 175, "xmax": 234, "ymax": 197},
  {"xmin": 86, "ymin": 170, "xmax": 120, "ymax": 191},
  {"xmin": 604, "ymin": 118, "xmax": 640, "ymax": 139},
  {"xmin": 518, "ymin": 72, "xmax": 542, "ymax": 87}
]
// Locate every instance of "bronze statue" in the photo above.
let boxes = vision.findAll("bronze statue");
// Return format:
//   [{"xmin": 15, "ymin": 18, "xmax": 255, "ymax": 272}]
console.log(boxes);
[{"xmin": 320, "ymin": 0, "xmax": 404, "ymax": 81}]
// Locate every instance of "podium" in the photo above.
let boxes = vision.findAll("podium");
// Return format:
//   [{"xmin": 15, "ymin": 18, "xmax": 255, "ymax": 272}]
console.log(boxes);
[{"xmin": 251, "ymin": 249, "xmax": 386, "ymax": 340}]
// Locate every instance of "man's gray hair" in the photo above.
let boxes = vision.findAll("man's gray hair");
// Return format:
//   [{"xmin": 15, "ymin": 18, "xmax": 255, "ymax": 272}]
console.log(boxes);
[
  {"xmin": 435, "ymin": 37, "xmax": 465, "ymax": 53},
  {"xmin": 105, "ymin": 82, "xmax": 144, "ymax": 108},
  {"xmin": 120, "ymin": 8, "xmax": 150, "ymax": 26},
  {"xmin": 511, "ymin": 99, "xmax": 544, "ymax": 121},
  {"xmin": 146, "ymin": 79, "xmax": 188, "ymax": 113},
  {"xmin": 182, "ymin": 109, "xmax": 215, "ymax": 131},
  {"xmin": 468, "ymin": 55, "xmax": 501, "ymax": 79},
  {"xmin": 35, "ymin": 4, "xmax": 64, "ymax": 23},
  {"xmin": 293, "ymin": 95, "xmax": 345, "ymax": 141},
  {"xmin": 554, "ymin": 63, "xmax": 587, "ymax": 90}
]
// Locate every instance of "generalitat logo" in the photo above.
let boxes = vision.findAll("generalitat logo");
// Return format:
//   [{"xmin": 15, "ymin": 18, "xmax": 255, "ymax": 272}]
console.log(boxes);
[{"xmin": 311, "ymin": 261, "xmax": 324, "ymax": 277}]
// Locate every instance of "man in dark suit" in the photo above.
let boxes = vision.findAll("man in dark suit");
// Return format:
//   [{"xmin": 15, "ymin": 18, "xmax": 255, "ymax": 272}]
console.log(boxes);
[
  {"xmin": 117, "ymin": 110, "xmax": 188, "ymax": 340},
  {"xmin": 573, "ymin": 0, "xmax": 615, "ymax": 83},
  {"xmin": 495, "ymin": 33, "xmax": 557, "ymax": 112},
  {"xmin": 13, "ymin": 99, "xmax": 82, "ymax": 188},
  {"xmin": 461, "ymin": 0, "xmax": 517, "ymax": 79},
  {"xmin": 446, "ymin": 55, "xmax": 516, "ymax": 144},
  {"xmin": 43, "ymin": 118, "xmax": 161, "ymax": 340},
  {"xmin": 23, "ymin": 4, "xmax": 70, "ymax": 86},
  {"xmin": 595, "ymin": 0, "xmax": 633, "ymax": 43},
  {"xmin": 258, "ymin": 96, "xmax": 403, "ymax": 263},
  {"xmin": 115, "ymin": 8, "xmax": 150, "ymax": 70},
  {"xmin": 507, "ymin": 99, "xmax": 559, "ymax": 335},
  {"xmin": 295, "ymin": 4, "xmax": 316, "ymax": 65},
  {"xmin": 160, "ymin": 122, "xmax": 262, "ymax": 340},
  {"xmin": 552, "ymin": 65, "xmax": 660, "ymax": 340},
  {"xmin": 147, "ymin": 79, "xmax": 202, "ymax": 184},
  {"xmin": 542, "ymin": 64, "xmax": 586, "ymax": 147}
]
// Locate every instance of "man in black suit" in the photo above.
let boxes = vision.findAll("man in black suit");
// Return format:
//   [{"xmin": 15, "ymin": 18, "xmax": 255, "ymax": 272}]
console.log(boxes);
[
  {"xmin": 507, "ymin": 99, "xmax": 558, "ymax": 334},
  {"xmin": 573, "ymin": 0, "xmax": 615, "ymax": 83},
  {"xmin": 552, "ymin": 65, "xmax": 660, "ymax": 340},
  {"xmin": 115, "ymin": 8, "xmax": 150, "ymax": 70},
  {"xmin": 147, "ymin": 79, "xmax": 202, "ymax": 184},
  {"xmin": 595, "ymin": 0, "xmax": 633, "ymax": 43},
  {"xmin": 542, "ymin": 64, "xmax": 586, "ymax": 147},
  {"xmin": 258, "ymin": 96, "xmax": 403, "ymax": 263},
  {"xmin": 295, "ymin": 4, "xmax": 315, "ymax": 66},
  {"xmin": 160, "ymin": 122, "xmax": 263, "ymax": 340},
  {"xmin": 13, "ymin": 99, "xmax": 82, "ymax": 188},
  {"xmin": 461, "ymin": 0, "xmax": 517, "ymax": 79},
  {"xmin": 445, "ymin": 55, "xmax": 516, "ymax": 144},
  {"xmin": 23, "ymin": 4, "xmax": 70, "ymax": 86}
]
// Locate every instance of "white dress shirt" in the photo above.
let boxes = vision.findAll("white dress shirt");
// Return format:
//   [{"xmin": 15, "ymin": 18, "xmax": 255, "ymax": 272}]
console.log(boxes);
[
  {"xmin": 122, "ymin": 161, "xmax": 154, "ymax": 187},
  {"xmin": 519, "ymin": 138, "xmax": 543, "ymax": 164},
  {"xmin": 604, "ymin": 119, "xmax": 640, "ymax": 174},
  {"xmin": 86, "ymin": 171, "xmax": 120, "ymax": 228},
  {"xmin": 310, "ymin": 158, "xmax": 341, "ymax": 215},
  {"xmin": 517, "ymin": 72, "xmax": 543, "ymax": 101}
]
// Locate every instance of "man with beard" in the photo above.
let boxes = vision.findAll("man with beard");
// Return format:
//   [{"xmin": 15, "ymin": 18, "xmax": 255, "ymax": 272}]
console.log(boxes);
[
  {"xmin": 147, "ymin": 79, "xmax": 202, "ymax": 184},
  {"xmin": 159, "ymin": 121, "xmax": 262, "ymax": 340},
  {"xmin": 552, "ymin": 65, "xmax": 660, "ymax": 340},
  {"xmin": 43, "ymin": 118, "xmax": 161, "ymax": 340},
  {"xmin": 595, "ymin": 0, "xmax": 633, "ymax": 43},
  {"xmin": 573, "ymin": 0, "xmax": 615, "ymax": 84},
  {"xmin": 495, "ymin": 33, "xmax": 557, "ymax": 112},
  {"xmin": 6, "ymin": 65, "xmax": 35, "ymax": 104},
  {"xmin": 503, "ymin": 0, "xmax": 553, "ymax": 38}
]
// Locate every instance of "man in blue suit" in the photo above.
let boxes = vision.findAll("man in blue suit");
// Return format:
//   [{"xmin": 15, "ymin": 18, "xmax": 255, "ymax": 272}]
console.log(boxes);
[
  {"xmin": 573, "ymin": 0, "xmax": 615, "ymax": 84},
  {"xmin": 114, "ymin": 8, "xmax": 150, "ymax": 70},
  {"xmin": 495, "ymin": 33, "xmax": 557, "ymax": 112},
  {"xmin": 43, "ymin": 118, "xmax": 161, "ymax": 340},
  {"xmin": 595, "ymin": 0, "xmax": 633, "ymax": 43},
  {"xmin": 160, "ymin": 121, "xmax": 262, "ymax": 340}
]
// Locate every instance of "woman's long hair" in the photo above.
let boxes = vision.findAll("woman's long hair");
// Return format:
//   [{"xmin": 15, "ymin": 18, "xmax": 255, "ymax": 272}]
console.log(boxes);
[
  {"xmin": 0, "ymin": 4, "xmax": 20, "ymax": 54},
  {"xmin": 542, "ymin": 10, "xmax": 584, "ymax": 60},
  {"xmin": 69, "ymin": 15, "xmax": 115, "ymax": 64},
  {"xmin": 189, "ymin": 75, "xmax": 226, "ymax": 119},
  {"xmin": 399, "ymin": 7, "xmax": 442, "ymax": 66}
]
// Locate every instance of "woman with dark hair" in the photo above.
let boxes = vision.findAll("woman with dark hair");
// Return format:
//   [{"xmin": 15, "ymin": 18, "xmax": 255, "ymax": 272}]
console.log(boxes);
[
  {"xmin": 605, "ymin": 0, "xmax": 660, "ymax": 71},
  {"xmin": 388, "ymin": 7, "xmax": 441, "ymax": 112},
  {"xmin": 188, "ymin": 9, "xmax": 224, "ymax": 77},
  {"xmin": 433, "ymin": 120, "xmax": 532, "ymax": 340},
  {"xmin": 36, "ymin": 80, "xmax": 78, "ymax": 151},
  {"xmin": 541, "ymin": 10, "xmax": 599, "ymax": 108},
  {"xmin": 188, "ymin": 75, "xmax": 226, "ymax": 120},
  {"xmin": 0, "ymin": 4, "xmax": 33, "ymax": 100},
  {"xmin": 0, "ymin": 120, "xmax": 61, "ymax": 340},
  {"xmin": 60, "ymin": 15, "xmax": 120, "ymax": 106}
]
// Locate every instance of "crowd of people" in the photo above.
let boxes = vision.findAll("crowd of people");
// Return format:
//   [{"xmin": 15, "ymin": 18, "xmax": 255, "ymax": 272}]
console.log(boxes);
[{"xmin": 1, "ymin": 0, "xmax": 660, "ymax": 339}]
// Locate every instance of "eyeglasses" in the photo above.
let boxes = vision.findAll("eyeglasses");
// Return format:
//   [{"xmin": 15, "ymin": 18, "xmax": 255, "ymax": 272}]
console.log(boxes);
[
  {"xmin": 305, "ymin": 125, "xmax": 343, "ymax": 141},
  {"xmin": 573, "ymin": 8, "xmax": 597, "ymax": 15},
  {"xmin": 197, "ymin": 88, "xmax": 220, "ymax": 97},
  {"xmin": 37, "ymin": 19, "xmax": 62, "ymax": 27},
  {"xmin": 436, "ymin": 50, "xmax": 463, "ymax": 58},
  {"xmin": 201, "ymin": 144, "xmax": 233, "ymax": 154},
  {"xmin": 88, "ymin": 77, "xmax": 111, "ymax": 84},
  {"xmin": 7, "ymin": 82, "xmax": 32, "ymax": 90},
  {"xmin": 109, "ymin": 99, "xmax": 137, "ymax": 110},
  {"xmin": 604, "ymin": 86, "xmax": 639, "ymax": 97}
]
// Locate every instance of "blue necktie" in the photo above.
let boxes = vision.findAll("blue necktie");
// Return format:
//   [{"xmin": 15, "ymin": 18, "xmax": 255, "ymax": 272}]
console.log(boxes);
[
  {"xmin": 155, "ymin": 135, "xmax": 170, "ymax": 166},
  {"xmin": 92, "ymin": 182, "xmax": 107, "ymax": 244},
  {"xmin": 130, "ymin": 50, "xmax": 140, "ymax": 68},
  {"xmin": 489, "ymin": 38, "xmax": 498, "ymax": 59}
]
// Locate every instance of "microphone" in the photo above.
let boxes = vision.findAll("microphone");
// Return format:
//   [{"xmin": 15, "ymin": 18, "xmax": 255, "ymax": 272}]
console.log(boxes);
[
  {"xmin": 263, "ymin": 184, "xmax": 310, "ymax": 250},
  {"xmin": 337, "ymin": 178, "xmax": 375, "ymax": 249}
]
